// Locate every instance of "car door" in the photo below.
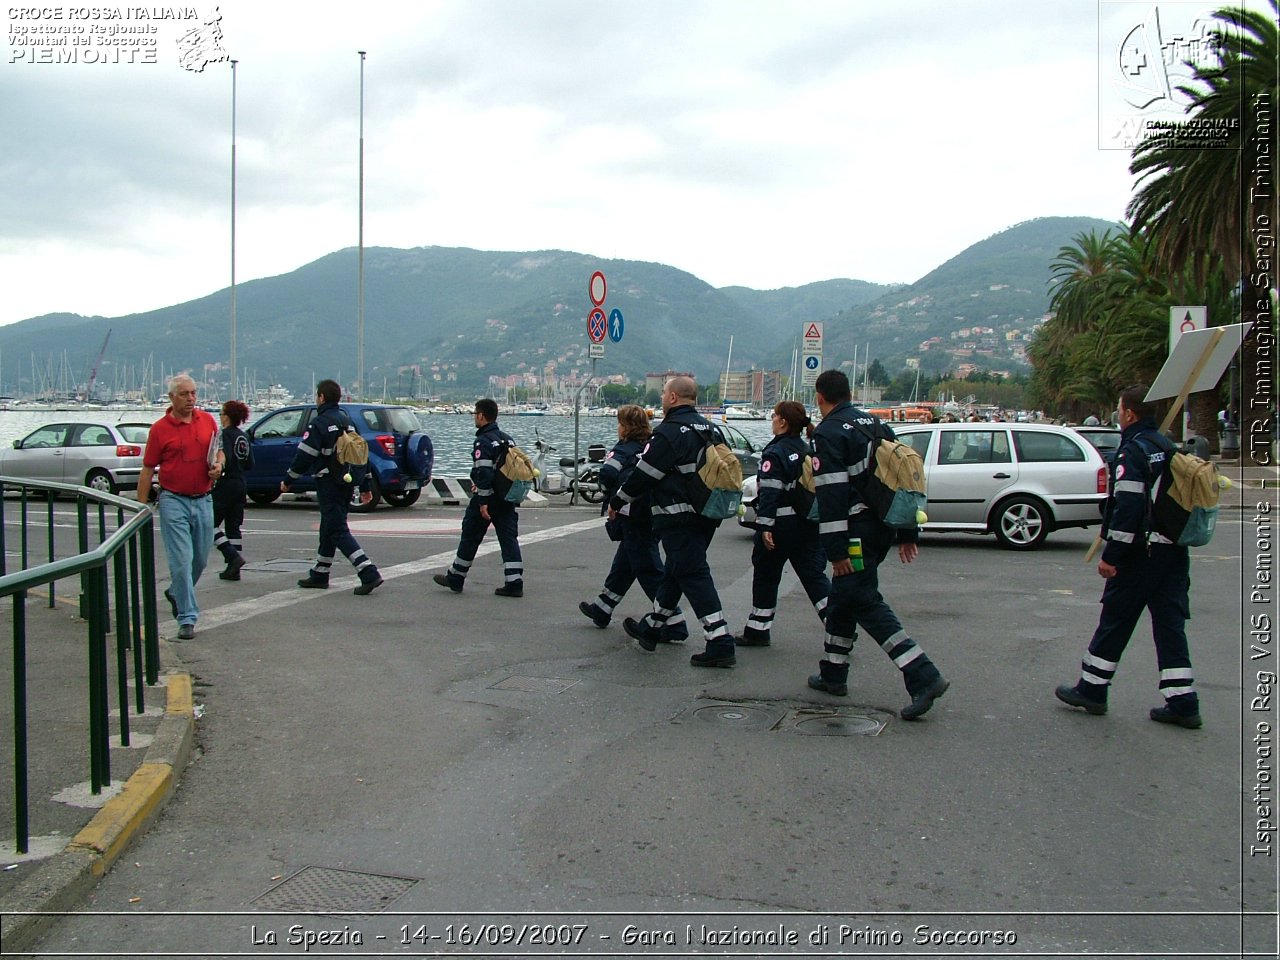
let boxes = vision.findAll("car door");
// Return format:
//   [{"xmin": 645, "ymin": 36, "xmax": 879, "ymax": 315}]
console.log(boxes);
[
  {"xmin": 923, "ymin": 428, "xmax": 1017, "ymax": 526},
  {"xmin": 63, "ymin": 423, "xmax": 115, "ymax": 487},
  {"xmin": 2, "ymin": 423, "xmax": 73, "ymax": 483},
  {"xmin": 246, "ymin": 407, "xmax": 314, "ymax": 489}
]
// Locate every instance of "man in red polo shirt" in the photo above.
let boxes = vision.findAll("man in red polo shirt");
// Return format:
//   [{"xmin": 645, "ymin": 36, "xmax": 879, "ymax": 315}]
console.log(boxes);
[{"xmin": 136, "ymin": 374, "xmax": 225, "ymax": 640}]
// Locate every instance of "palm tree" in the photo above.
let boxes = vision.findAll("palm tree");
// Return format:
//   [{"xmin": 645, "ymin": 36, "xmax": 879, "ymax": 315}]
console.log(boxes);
[{"xmin": 1126, "ymin": 0, "xmax": 1278, "ymax": 448}]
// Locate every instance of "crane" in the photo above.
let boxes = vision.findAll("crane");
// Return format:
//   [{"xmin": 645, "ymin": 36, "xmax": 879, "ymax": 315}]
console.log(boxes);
[{"xmin": 81, "ymin": 328, "xmax": 111, "ymax": 403}]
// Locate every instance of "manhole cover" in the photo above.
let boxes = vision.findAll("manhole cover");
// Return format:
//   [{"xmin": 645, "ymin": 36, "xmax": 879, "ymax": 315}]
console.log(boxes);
[
  {"xmin": 251, "ymin": 866, "xmax": 418, "ymax": 915},
  {"xmin": 793, "ymin": 713, "xmax": 883, "ymax": 737},
  {"xmin": 489, "ymin": 676, "xmax": 580, "ymax": 695},
  {"xmin": 690, "ymin": 704, "xmax": 778, "ymax": 729},
  {"xmin": 257, "ymin": 559, "xmax": 315, "ymax": 573}
]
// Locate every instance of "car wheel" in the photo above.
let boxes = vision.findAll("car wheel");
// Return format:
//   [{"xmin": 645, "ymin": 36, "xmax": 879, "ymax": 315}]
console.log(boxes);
[
  {"xmin": 992, "ymin": 495, "xmax": 1051, "ymax": 550},
  {"xmin": 248, "ymin": 490, "xmax": 281, "ymax": 505},
  {"xmin": 84, "ymin": 469, "xmax": 115, "ymax": 495},
  {"xmin": 383, "ymin": 488, "xmax": 421, "ymax": 507},
  {"xmin": 350, "ymin": 474, "xmax": 382, "ymax": 512}
]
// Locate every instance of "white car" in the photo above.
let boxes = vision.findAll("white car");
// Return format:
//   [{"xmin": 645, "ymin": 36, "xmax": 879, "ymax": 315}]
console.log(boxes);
[
  {"xmin": 893, "ymin": 421, "xmax": 1107, "ymax": 549},
  {"xmin": 741, "ymin": 422, "xmax": 1108, "ymax": 550}
]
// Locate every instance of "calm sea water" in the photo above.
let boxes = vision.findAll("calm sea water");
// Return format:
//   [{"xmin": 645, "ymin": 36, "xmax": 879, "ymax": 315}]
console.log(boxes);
[{"xmin": 0, "ymin": 410, "xmax": 778, "ymax": 478}]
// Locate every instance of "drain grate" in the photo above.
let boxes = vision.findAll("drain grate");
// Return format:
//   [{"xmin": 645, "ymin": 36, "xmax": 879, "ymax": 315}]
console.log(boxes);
[
  {"xmin": 489, "ymin": 676, "xmax": 580, "ymax": 695},
  {"xmin": 251, "ymin": 866, "xmax": 418, "ymax": 915}
]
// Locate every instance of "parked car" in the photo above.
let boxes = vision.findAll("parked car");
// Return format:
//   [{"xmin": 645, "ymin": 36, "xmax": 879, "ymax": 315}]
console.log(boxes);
[
  {"xmin": 716, "ymin": 421, "xmax": 760, "ymax": 479},
  {"xmin": 242, "ymin": 403, "xmax": 433, "ymax": 512},
  {"xmin": 740, "ymin": 422, "xmax": 1108, "ymax": 549},
  {"xmin": 0, "ymin": 421, "xmax": 150, "ymax": 494},
  {"xmin": 1071, "ymin": 424, "xmax": 1122, "ymax": 463},
  {"xmin": 892, "ymin": 422, "xmax": 1108, "ymax": 549}
]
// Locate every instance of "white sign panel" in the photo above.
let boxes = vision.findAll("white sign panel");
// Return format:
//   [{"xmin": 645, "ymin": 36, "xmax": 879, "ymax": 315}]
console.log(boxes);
[
  {"xmin": 1147, "ymin": 321, "xmax": 1252, "ymax": 401},
  {"xmin": 801, "ymin": 352, "xmax": 822, "ymax": 387},
  {"xmin": 802, "ymin": 321, "xmax": 823, "ymax": 353},
  {"xmin": 589, "ymin": 342, "xmax": 605, "ymax": 359}
]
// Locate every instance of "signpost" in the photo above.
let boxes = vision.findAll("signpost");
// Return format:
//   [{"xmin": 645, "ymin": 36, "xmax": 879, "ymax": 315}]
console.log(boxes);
[{"xmin": 801, "ymin": 321, "xmax": 823, "ymax": 388}]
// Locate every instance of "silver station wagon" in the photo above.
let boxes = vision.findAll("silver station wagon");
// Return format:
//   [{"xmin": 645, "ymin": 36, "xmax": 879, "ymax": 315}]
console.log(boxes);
[{"xmin": 892, "ymin": 422, "xmax": 1108, "ymax": 550}]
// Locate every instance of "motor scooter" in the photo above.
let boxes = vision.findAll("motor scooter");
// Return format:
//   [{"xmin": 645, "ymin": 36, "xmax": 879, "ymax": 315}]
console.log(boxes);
[{"xmin": 531, "ymin": 432, "xmax": 606, "ymax": 504}]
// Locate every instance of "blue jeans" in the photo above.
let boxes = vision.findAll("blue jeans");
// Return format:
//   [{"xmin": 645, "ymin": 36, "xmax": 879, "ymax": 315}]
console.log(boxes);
[{"xmin": 158, "ymin": 490, "xmax": 214, "ymax": 625}]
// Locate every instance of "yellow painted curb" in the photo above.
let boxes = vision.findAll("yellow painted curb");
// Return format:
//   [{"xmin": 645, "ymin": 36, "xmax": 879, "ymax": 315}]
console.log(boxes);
[
  {"xmin": 69, "ymin": 763, "xmax": 172, "ymax": 876},
  {"xmin": 165, "ymin": 673, "xmax": 193, "ymax": 716}
]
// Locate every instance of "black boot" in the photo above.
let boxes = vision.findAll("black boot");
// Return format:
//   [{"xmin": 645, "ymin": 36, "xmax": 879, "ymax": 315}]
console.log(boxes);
[
  {"xmin": 807, "ymin": 660, "xmax": 848, "ymax": 696},
  {"xmin": 902, "ymin": 662, "xmax": 949, "ymax": 720}
]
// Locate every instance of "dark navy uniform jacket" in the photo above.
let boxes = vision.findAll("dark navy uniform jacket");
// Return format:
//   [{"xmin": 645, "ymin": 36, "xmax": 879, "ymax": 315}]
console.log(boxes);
[
  {"xmin": 599, "ymin": 437, "xmax": 652, "ymax": 525},
  {"xmin": 812, "ymin": 401, "xmax": 919, "ymax": 563},
  {"xmin": 470, "ymin": 420, "xmax": 518, "ymax": 509},
  {"xmin": 1101, "ymin": 415, "xmax": 1175, "ymax": 565},
  {"xmin": 286, "ymin": 401, "xmax": 351, "ymax": 487},
  {"xmin": 754, "ymin": 433, "xmax": 811, "ymax": 530},
  {"xmin": 611, "ymin": 403, "xmax": 727, "ymax": 530}
]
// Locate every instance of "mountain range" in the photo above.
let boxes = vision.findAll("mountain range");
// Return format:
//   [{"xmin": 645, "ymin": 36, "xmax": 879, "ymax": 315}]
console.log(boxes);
[{"xmin": 0, "ymin": 216, "xmax": 1118, "ymax": 399}]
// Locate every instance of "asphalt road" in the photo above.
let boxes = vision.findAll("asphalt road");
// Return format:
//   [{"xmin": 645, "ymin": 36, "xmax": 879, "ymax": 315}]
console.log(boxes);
[{"xmin": 18, "ymin": 494, "xmax": 1276, "ymax": 958}]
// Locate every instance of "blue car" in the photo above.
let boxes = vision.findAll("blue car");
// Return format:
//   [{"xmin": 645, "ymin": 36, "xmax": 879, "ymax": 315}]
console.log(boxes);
[{"xmin": 243, "ymin": 403, "xmax": 433, "ymax": 511}]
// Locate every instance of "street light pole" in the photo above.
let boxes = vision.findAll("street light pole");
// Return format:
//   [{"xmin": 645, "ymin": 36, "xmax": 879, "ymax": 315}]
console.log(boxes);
[
  {"xmin": 229, "ymin": 58, "xmax": 238, "ymax": 400},
  {"xmin": 357, "ymin": 50, "xmax": 366, "ymax": 401}
]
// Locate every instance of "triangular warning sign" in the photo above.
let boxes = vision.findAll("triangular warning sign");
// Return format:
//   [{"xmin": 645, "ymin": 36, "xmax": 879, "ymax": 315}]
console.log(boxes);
[{"xmin": 804, "ymin": 323, "xmax": 821, "ymax": 339}]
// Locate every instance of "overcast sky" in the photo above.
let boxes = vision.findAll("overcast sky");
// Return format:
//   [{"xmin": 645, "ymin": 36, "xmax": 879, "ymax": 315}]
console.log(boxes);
[{"xmin": 1, "ymin": 0, "xmax": 1241, "ymax": 327}]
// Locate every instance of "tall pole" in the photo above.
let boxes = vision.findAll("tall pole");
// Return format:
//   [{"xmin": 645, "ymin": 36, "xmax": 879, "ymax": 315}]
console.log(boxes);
[
  {"xmin": 229, "ymin": 59, "xmax": 238, "ymax": 400},
  {"xmin": 357, "ymin": 50, "xmax": 366, "ymax": 401}
]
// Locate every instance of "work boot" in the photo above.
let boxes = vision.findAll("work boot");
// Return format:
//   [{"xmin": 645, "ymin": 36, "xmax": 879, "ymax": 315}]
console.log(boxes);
[
  {"xmin": 219, "ymin": 554, "xmax": 246, "ymax": 581},
  {"xmin": 432, "ymin": 572, "xmax": 464, "ymax": 593},
  {"xmin": 690, "ymin": 642, "xmax": 735, "ymax": 668},
  {"xmin": 579, "ymin": 601, "xmax": 610, "ymax": 628},
  {"xmin": 901, "ymin": 663, "xmax": 949, "ymax": 721},
  {"xmin": 297, "ymin": 575, "xmax": 329, "ymax": 589},
  {"xmin": 623, "ymin": 616, "xmax": 661, "ymax": 652},
  {"xmin": 1055, "ymin": 683, "xmax": 1107, "ymax": 716},
  {"xmin": 734, "ymin": 625, "xmax": 771, "ymax": 647},
  {"xmin": 1150, "ymin": 694, "xmax": 1202, "ymax": 729},
  {"xmin": 353, "ymin": 576, "xmax": 384, "ymax": 596},
  {"xmin": 807, "ymin": 660, "xmax": 849, "ymax": 697},
  {"xmin": 658, "ymin": 623, "xmax": 688, "ymax": 644},
  {"xmin": 494, "ymin": 582, "xmax": 523, "ymax": 598}
]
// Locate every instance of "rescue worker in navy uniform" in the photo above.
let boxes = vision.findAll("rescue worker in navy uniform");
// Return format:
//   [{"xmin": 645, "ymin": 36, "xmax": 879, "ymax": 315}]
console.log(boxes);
[
  {"xmin": 736, "ymin": 399, "xmax": 829, "ymax": 646},
  {"xmin": 213, "ymin": 399, "xmax": 254, "ymax": 581},
  {"xmin": 609, "ymin": 376, "xmax": 735, "ymax": 667},
  {"xmin": 434, "ymin": 398, "xmax": 524, "ymax": 597},
  {"xmin": 579, "ymin": 404, "xmax": 688, "ymax": 640},
  {"xmin": 1055, "ymin": 384, "xmax": 1201, "ymax": 728},
  {"xmin": 284, "ymin": 379, "xmax": 384, "ymax": 595},
  {"xmin": 808, "ymin": 370, "xmax": 948, "ymax": 720}
]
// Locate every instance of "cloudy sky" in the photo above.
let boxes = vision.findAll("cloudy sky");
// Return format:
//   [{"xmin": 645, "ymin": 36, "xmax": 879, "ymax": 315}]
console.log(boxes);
[{"xmin": 0, "ymin": 0, "xmax": 1237, "ymax": 327}]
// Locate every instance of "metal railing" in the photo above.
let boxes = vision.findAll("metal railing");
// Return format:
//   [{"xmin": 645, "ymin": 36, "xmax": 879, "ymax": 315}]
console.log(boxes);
[{"xmin": 1, "ymin": 478, "xmax": 160, "ymax": 854}]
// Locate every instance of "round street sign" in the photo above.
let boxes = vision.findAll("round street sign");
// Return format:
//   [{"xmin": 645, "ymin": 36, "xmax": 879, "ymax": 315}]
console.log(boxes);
[
  {"xmin": 804, "ymin": 355, "xmax": 820, "ymax": 370},
  {"xmin": 608, "ymin": 308, "xmax": 624, "ymax": 343},
  {"xmin": 588, "ymin": 308, "xmax": 607, "ymax": 343},
  {"xmin": 589, "ymin": 271, "xmax": 607, "ymax": 307}
]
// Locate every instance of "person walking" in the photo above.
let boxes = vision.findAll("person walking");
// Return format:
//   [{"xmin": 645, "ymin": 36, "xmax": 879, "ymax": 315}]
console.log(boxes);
[
  {"xmin": 736, "ymin": 400, "xmax": 829, "ymax": 647},
  {"xmin": 807, "ymin": 370, "xmax": 948, "ymax": 720},
  {"xmin": 284, "ymin": 379, "xmax": 384, "ymax": 595},
  {"xmin": 579, "ymin": 404, "xmax": 688, "ymax": 642},
  {"xmin": 212, "ymin": 399, "xmax": 253, "ymax": 581},
  {"xmin": 433, "ymin": 398, "xmax": 524, "ymax": 597},
  {"xmin": 135, "ymin": 374, "xmax": 224, "ymax": 640},
  {"xmin": 609, "ymin": 376, "xmax": 734, "ymax": 668},
  {"xmin": 1055, "ymin": 384, "xmax": 1202, "ymax": 728}
]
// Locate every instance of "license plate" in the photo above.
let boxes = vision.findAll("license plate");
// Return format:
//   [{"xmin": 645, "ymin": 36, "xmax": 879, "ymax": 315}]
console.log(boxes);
[{"xmin": 404, "ymin": 480, "xmax": 419, "ymax": 491}]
